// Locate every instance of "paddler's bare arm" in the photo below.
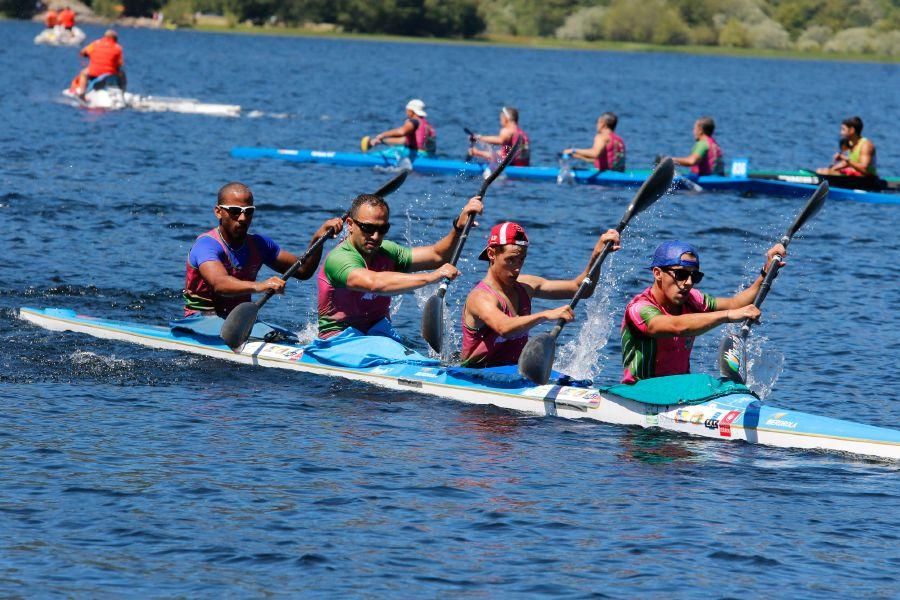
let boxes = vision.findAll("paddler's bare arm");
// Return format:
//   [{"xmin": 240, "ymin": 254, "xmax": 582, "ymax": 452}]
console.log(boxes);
[
  {"xmin": 409, "ymin": 196, "xmax": 484, "ymax": 269},
  {"xmin": 715, "ymin": 243, "xmax": 786, "ymax": 310},
  {"xmin": 565, "ymin": 133, "xmax": 608, "ymax": 163},
  {"xmin": 345, "ymin": 263, "xmax": 459, "ymax": 295},
  {"xmin": 465, "ymin": 289, "xmax": 573, "ymax": 338},
  {"xmin": 672, "ymin": 153, "xmax": 701, "ymax": 167},
  {"xmin": 372, "ymin": 120, "xmax": 415, "ymax": 146},
  {"xmin": 271, "ymin": 217, "xmax": 344, "ymax": 280},
  {"xmin": 198, "ymin": 261, "xmax": 287, "ymax": 297},
  {"xmin": 645, "ymin": 306, "xmax": 761, "ymax": 338},
  {"xmin": 475, "ymin": 127, "xmax": 513, "ymax": 147},
  {"xmin": 520, "ymin": 230, "xmax": 621, "ymax": 300}
]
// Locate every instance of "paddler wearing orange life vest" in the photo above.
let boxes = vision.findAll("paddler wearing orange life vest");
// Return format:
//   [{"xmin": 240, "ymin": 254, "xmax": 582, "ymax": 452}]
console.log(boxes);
[
  {"xmin": 44, "ymin": 8, "xmax": 58, "ymax": 28},
  {"xmin": 459, "ymin": 222, "xmax": 620, "ymax": 368},
  {"xmin": 71, "ymin": 30, "xmax": 125, "ymax": 97},
  {"xmin": 57, "ymin": 6, "xmax": 76, "ymax": 29},
  {"xmin": 468, "ymin": 106, "xmax": 531, "ymax": 166},
  {"xmin": 672, "ymin": 116, "xmax": 724, "ymax": 176},
  {"xmin": 563, "ymin": 112, "xmax": 626, "ymax": 172},
  {"xmin": 816, "ymin": 116, "xmax": 877, "ymax": 178},
  {"xmin": 364, "ymin": 99, "xmax": 437, "ymax": 158}
]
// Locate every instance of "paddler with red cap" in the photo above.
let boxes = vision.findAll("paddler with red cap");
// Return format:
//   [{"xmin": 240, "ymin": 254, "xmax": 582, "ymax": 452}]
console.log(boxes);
[
  {"xmin": 363, "ymin": 99, "xmax": 437, "ymax": 158},
  {"xmin": 460, "ymin": 222, "xmax": 621, "ymax": 368},
  {"xmin": 620, "ymin": 240, "xmax": 786, "ymax": 383}
]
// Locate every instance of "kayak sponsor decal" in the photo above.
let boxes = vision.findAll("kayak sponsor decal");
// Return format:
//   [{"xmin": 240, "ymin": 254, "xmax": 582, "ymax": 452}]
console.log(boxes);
[
  {"xmin": 277, "ymin": 149, "xmax": 299, "ymax": 155},
  {"xmin": 261, "ymin": 344, "xmax": 305, "ymax": 361},
  {"xmin": 310, "ymin": 151, "xmax": 336, "ymax": 158},
  {"xmin": 718, "ymin": 410, "xmax": 741, "ymax": 438},
  {"xmin": 413, "ymin": 369, "xmax": 440, "ymax": 378},
  {"xmin": 704, "ymin": 411, "xmax": 723, "ymax": 430},
  {"xmin": 398, "ymin": 378, "xmax": 423, "ymax": 388},
  {"xmin": 765, "ymin": 412, "xmax": 798, "ymax": 429}
]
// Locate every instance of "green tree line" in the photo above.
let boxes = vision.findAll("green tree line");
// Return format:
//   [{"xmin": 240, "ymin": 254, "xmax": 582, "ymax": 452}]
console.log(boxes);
[{"xmin": 8, "ymin": 0, "xmax": 900, "ymax": 56}]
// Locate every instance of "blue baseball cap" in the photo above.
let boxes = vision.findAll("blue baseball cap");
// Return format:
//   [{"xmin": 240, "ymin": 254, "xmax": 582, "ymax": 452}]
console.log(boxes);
[{"xmin": 650, "ymin": 241, "xmax": 700, "ymax": 269}]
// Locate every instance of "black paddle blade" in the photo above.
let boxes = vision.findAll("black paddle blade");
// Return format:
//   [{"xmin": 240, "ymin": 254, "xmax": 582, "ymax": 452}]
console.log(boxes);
[
  {"xmin": 220, "ymin": 301, "xmax": 260, "ymax": 351},
  {"xmin": 518, "ymin": 333, "xmax": 557, "ymax": 385},
  {"xmin": 785, "ymin": 181, "xmax": 828, "ymax": 241},
  {"xmin": 375, "ymin": 170, "xmax": 409, "ymax": 197},
  {"xmin": 623, "ymin": 157, "xmax": 675, "ymax": 224},
  {"xmin": 421, "ymin": 293, "xmax": 444, "ymax": 353},
  {"xmin": 718, "ymin": 334, "xmax": 745, "ymax": 384}
]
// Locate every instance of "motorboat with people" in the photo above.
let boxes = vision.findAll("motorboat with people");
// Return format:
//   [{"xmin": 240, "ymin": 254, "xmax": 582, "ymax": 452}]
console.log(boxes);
[{"xmin": 34, "ymin": 25, "xmax": 86, "ymax": 46}]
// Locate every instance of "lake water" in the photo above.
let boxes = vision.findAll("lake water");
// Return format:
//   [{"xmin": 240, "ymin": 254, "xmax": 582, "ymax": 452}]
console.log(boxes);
[{"xmin": 3, "ymin": 20, "xmax": 900, "ymax": 597}]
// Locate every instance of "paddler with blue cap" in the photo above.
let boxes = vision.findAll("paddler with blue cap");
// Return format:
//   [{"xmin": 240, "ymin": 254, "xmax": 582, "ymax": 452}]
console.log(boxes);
[{"xmin": 620, "ymin": 240, "xmax": 785, "ymax": 383}]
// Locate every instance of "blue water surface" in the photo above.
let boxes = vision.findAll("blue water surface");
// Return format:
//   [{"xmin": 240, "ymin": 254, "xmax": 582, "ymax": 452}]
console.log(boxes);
[{"xmin": 2, "ymin": 20, "xmax": 900, "ymax": 597}]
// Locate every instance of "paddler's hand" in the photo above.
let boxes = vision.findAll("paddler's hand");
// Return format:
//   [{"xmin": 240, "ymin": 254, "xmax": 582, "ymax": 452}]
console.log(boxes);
[
  {"xmin": 544, "ymin": 305, "xmax": 575, "ymax": 323},
  {"xmin": 431, "ymin": 263, "xmax": 460, "ymax": 282},
  {"xmin": 255, "ymin": 276, "xmax": 286, "ymax": 294},
  {"xmin": 763, "ymin": 243, "xmax": 787, "ymax": 274},
  {"xmin": 726, "ymin": 305, "xmax": 761, "ymax": 323},
  {"xmin": 455, "ymin": 196, "xmax": 484, "ymax": 230},
  {"xmin": 371, "ymin": 135, "xmax": 382, "ymax": 147},
  {"xmin": 595, "ymin": 229, "xmax": 621, "ymax": 253},
  {"xmin": 318, "ymin": 217, "xmax": 344, "ymax": 238}
]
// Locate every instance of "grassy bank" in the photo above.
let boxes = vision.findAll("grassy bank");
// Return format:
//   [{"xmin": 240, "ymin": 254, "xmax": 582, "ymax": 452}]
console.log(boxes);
[{"xmin": 192, "ymin": 22, "xmax": 900, "ymax": 64}]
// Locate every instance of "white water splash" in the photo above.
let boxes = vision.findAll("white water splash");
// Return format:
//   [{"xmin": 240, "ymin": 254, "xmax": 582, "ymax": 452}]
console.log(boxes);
[{"xmin": 556, "ymin": 269, "xmax": 618, "ymax": 381}]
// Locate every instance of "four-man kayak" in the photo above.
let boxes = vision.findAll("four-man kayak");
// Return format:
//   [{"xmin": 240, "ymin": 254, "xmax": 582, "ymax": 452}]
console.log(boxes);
[
  {"xmin": 19, "ymin": 307, "xmax": 900, "ymax": 461},
  {"xmin": 230, "ymin": 147, "xmax": 900, "ymax": 205}
]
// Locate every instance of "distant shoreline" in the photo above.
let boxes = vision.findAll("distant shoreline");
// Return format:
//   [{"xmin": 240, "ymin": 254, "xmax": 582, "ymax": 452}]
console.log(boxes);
[{"xmin": 191, "ymin": 23, "xmax": 900, "ymax": 64}]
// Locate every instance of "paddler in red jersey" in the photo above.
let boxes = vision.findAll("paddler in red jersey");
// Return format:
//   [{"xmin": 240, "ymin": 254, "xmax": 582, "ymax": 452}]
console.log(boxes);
[
  {"xmin": 620, "ymin": 241, "xmax": 785, "ymax": 383},
  {"xmin": 364, "ymin": 99, "xmax": 437, "ymax": 158},
  {"xmin": 672, "ymin": 116, "xmax": 724, "ymax": 176},
  {"xmin": 469, "ymin": 106, "xmax": 531, "ymax": 166},
  {"xmin": 317, "ymin": 194, "xmax": 484, "ymax": 339},
  {"xmin": 182, "ymin": 182, "xmax": 344, "ymax": 318},
  {"xmin": 816, "ymin": 116, "xmax": 877, "ymax": 178},
  {"xmin": 563, "ymin": 112, "xmax": 627, "ymax": 172},
  {"xmin": 71, "ymin": 30, "xmax": 125, "ymax": 97},
  {"xmin": 57, "ymin": 6, "xmax": 76, "ymax": 29},
  {"xmin": 460, "ymin": 222, "xmax": 620, "ymax": 368},
  {"xmin": 44, "ymin": 8, "xmax": 58, "ymax": 28}
]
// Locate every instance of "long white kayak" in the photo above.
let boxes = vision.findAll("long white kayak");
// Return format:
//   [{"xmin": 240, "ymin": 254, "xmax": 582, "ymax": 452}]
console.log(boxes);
[
  {"xmin": 61, "ymin": 89, "xmax": 241, "ymax": 117},
  {"xmin": 19, "ymin": 307, "xmax": 900, "ymax": 461}
]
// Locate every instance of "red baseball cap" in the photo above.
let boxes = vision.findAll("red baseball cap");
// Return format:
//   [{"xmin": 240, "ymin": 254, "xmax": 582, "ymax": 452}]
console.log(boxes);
[{"xmin": 478, "ymin": 222, "xmax": 529, "ymax": 261}]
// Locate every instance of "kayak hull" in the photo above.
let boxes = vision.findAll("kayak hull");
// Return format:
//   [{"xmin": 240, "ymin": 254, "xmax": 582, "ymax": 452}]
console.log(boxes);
[
  {"xmin": 230, "ymin": 147, "xmax": 900, "ymax": 205},
  {"xmin": 18, "ymin": 307, "xmax": 900, "ymax": 461}
]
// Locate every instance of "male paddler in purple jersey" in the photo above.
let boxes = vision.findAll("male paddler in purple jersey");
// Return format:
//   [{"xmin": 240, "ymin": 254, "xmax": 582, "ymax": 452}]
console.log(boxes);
[
  {"xmin": 459, "ymin": 222, "xmax": 621, "ymax": 368},
  {"xmin": 182, "ymin": 182, "xmax": 344, "ymax": 318},
  {"xmin": 620, "ymin": 240, "xmax": 786, "ymax": 384},
  {"xmin": 317, "ymin": 193, "xmax": 484, "ymax": 339},
  {"xmin": 672, "ymin": 116, "xmax": 725, "ymax": 176}
]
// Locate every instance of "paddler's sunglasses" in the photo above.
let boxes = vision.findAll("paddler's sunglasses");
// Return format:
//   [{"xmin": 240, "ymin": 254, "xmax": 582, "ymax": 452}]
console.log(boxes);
[
  {"xmin": 353, "ymin": 219, "xmax": 391, "ymax": 236},
  {"xmin": 662, "ymin": 268, "xmax": 704, "ymax": 284},
  {"xmin": 218, "ymin": 205, "xmax": 256, "ymax": 218}
]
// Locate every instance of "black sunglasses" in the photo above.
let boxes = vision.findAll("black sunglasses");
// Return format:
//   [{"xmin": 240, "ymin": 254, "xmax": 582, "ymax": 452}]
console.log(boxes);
[
  {"xmin": 663, "ymin": 268, "xmax": 704, "ymax": 284},
  {"xmin": 353, "ymin": 219, "xmax": 391, "ymax": 236},
  {"xmin": 218, "ymin": 204, "xmax": 256, "ymax": 218}
]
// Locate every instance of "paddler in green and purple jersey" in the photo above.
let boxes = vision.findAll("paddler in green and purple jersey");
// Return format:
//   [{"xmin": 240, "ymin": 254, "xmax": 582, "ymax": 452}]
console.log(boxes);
[
  {"xmin": 316, "ymin": 193, "xmax": 484, "ymax": 339},
  {"xmin": 620, "ymin": 240, "xmax": 785, "ymax": 383},
  {"xmin": 816, "ymin": 116, "xmax": 878, "ymax": 178},
  {"xmin": 672, "ymin": 117, "xmax": 724, "ymax": 176}
]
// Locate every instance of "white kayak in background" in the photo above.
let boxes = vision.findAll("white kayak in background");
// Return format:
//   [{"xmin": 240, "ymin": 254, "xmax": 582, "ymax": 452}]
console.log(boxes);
[{"xmin": 35, "ymin": 26, "xmax": 86, "ymax": 46}]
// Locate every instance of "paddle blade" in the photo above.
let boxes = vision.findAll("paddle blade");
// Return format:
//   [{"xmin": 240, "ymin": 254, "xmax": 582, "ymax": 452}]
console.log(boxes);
[
  {"xmin": 361, "ymin": 136, "xmax": 371, "ymax": 152},
  {"xmin": 622, "ymin": 157, "xmax": 675, "ymax": 225},
  {"xmin": 421, "ymin": 293, "xmax": 444, "ymax": 353},
  {"xmin": 518, "ymin": 333, "xmax": 557, "ymax": 385},
  {"xmin": 374, "ymin": 169, "xmax": 409, "ymax": 197},
  {"xmin": 220, "ymin": 302, "xmax": 260, "ymax": 351},
  {"xmin": 718, "ymin": 334, "xmax": 745, "ymax": 384},
  {"xmin": 785, "ymin": 181, "xmax": 828, "ymax": 241}
]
